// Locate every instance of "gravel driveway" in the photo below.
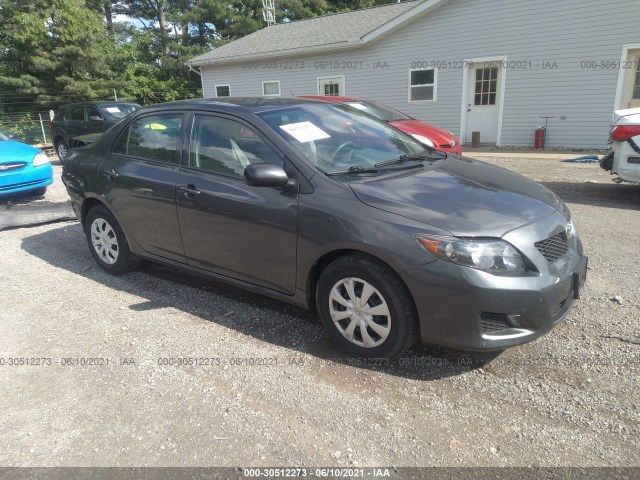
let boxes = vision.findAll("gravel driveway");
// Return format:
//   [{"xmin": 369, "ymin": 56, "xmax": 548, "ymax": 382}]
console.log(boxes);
[{"xmin": 0, "ymin": 156, "xmax": 638, "ymax": 468}]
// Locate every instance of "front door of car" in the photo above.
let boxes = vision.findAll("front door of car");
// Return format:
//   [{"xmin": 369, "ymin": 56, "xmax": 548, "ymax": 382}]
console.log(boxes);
[
  {"xmin": 84, "ymin": 106, "xmax": 105, "ymax": 136},
  {"xmin": 175, "ymin": 113, "xmax": 299, "ymax": 294},
  {"xmin": 100, "ymin": 112, "xmax": 186, "ymax": 263}
]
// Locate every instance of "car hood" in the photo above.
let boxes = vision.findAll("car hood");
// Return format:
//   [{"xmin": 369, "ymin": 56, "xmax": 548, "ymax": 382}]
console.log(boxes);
[
  {"xmin": 0, "ymin": 140, "xmax": 39, "ymax": 164},
  {"xmin": 350, "ymin": 156, "xmax": 562, "ymax": 237},
  {"xmin": 389, "ymin": 119, "xmax": 458, "ymax": 146}
]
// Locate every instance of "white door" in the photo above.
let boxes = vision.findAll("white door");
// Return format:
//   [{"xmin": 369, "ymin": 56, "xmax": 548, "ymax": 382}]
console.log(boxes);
[
  {"xmin": 624, "ymin": 50, "xmax": 640, "ymax": 108},
  {"xmin": 318, "ymin": 76, "xmax": 345, "ymax": 96},
  {"xmin": 465, "ymin": 64, "xmax": 501, "ymax": 144}
]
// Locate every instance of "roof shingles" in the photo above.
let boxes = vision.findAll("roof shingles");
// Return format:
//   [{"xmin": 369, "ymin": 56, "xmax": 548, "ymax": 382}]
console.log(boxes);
[{"xmin": 190, "ymin": 1, "xmax": 423, "ymax": 65}]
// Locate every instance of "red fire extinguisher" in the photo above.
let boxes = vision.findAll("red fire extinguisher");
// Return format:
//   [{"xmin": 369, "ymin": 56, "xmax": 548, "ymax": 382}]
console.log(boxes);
[{"xmin": 534, "ymin": 127, "xmax": 545, "ymax": 149}]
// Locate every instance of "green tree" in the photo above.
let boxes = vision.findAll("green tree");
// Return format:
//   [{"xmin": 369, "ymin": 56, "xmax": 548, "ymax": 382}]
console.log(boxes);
[{"xmin": 0, "ymin": 0, "xmax": 117, "ymax": 106}]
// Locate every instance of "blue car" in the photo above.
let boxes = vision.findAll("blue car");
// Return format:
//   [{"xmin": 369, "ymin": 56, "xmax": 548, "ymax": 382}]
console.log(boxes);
[{"xmin": 0, "ymin": 131, "xmax": 53, "ymax": 197}]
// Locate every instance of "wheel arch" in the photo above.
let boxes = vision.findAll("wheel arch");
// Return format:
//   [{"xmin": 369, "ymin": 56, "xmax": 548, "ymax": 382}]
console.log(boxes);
[
  {"xmin": 53, "ymin": 134, "xmax": 66, "ymax": 147},
  {"xmin": 80, "ymin": 197, "xmax": 105, "ymax": 227},
  {"xmin": 305, "ymin": 249, "xmax": 419, "ymax": 332}
]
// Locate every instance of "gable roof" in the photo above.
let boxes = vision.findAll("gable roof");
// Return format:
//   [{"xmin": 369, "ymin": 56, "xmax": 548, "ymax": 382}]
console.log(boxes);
[{"xmin": 188, "ymin": 0, "xmax": 449, "ymax": 67}]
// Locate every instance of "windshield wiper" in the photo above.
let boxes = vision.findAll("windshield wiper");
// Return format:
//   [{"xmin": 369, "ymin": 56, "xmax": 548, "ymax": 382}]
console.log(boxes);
[
  {"xmin": 374, "ymin": 153, "xmax": 444, "ymax": 168},
  {"xmin": 326, "ymin": 163, "xmax": 423, "ymax": 176}
]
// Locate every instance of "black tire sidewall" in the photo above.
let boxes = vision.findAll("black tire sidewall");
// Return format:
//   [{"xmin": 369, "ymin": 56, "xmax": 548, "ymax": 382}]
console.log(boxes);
[
  {"xmin": 56, "ymin": 141, "xmax": 68, "ymax": 162},
  {"xmin": 316, "ymin": 256, "xmax": 416, "ymax": 359},
  {"xmin": 84, "ymin": 206, "xmax": 132, "ymax": 275}
]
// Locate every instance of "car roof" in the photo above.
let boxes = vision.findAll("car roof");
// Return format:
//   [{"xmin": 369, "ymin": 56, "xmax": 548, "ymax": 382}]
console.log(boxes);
[
  {"xmin": 299, "ymin": 96, "xmax": 364, "ymax": 103},
  {"xmin": 136, "ymin": 97, "xmax": 330, "ymax": 115},
  {"xmin": 58, "ymin": 101, "xmax": 140, "ymax": 109}
]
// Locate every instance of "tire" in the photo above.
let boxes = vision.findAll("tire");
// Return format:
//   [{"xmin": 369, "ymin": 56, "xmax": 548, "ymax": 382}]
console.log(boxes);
[
  {"xmin": 599, "ymin": 151, "xmax": 614, "ymax": 172},
  {"xmin": 316, "ymin": 254, "xmax": 418, "ymax": 359},
  {"xmin": 31, "ymin": 187, "xmax": 47, "ymax": 197},
  {"xmin": 84, "ymin": 205, "xmax": 137, "ymax": 275},
  {"xmin": 55, "ymin": 140, "xmax": 69, "ymax": 163}
]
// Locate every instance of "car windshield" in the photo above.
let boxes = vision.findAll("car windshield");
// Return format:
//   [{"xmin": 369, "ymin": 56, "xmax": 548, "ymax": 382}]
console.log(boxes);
[
  {"xmin": 99, "ymin": 103, "xmax": 140, "ymax": 119},
  {"xmin": 0, "ymin": 132, "xmax": 9, "ymax": 141},
  {"xmin": 343, "ymin": 100, "xmax": 411, "ymax": 122},
  {"xmin": 258, "ymin": 103, "xmax": 431, "ymax": 174}
]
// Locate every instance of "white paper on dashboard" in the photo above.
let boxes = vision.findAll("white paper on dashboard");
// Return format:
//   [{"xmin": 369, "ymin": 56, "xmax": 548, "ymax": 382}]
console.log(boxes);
[
  {"xmin": 346, "ymin": 102, "xmax": 368, "ymax": 111},
  {"xmin": 105, "ymin": 107, "xmax": 121, "ymax": 113},
  {"xmin": 279, "ymin": 121, "xmax": 330, "ymax": 143}
]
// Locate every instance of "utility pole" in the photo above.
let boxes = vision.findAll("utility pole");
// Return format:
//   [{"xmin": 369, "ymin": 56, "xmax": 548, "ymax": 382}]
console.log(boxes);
[{"xmin": 262, "ymin": 0, "xmax": 276, "ymax": 26}]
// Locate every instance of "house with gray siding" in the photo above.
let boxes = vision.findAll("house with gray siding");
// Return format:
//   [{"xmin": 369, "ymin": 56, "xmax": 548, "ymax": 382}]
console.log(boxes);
[{"xmin": 188, "ymin": 0, "xmax": 640, "ymax": 148}]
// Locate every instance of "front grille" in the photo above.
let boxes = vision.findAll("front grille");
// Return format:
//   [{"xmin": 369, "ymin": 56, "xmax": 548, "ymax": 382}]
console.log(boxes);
[
  {"xmin": 480, "ymin": 313, "xmax": 512, "ymax": 334},
  {"xmin": 0, "ymin": 162, "xmax": 26, "ymax": 173},
  {"xmin": 535, "ymin": 233, "xmax": 569, "ymax": 263}
]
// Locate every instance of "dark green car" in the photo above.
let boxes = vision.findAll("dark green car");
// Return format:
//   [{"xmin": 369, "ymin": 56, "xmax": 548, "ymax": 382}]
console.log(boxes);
[{"xmin": 50, "ymin": 101, "xmax": 140, "ymax": 161}]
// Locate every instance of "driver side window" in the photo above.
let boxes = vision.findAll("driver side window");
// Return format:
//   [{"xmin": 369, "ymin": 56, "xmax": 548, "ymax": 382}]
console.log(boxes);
[
  {"xmin": 189, "ymin": 115, "xmax": 283, "ymax": 178},
  {"xmin": 86, "ymin": 106, "xmax": 103, "ymax": 122}
]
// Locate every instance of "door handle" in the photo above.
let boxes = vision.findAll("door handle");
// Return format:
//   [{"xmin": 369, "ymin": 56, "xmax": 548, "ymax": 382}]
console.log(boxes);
[
  {"xmin": 102, "ymin": 168, "xmax": 119, "ymax": 179},
  {"xmin": 178, "ymin": 185, "xmax": 201, "ymax": 197}
]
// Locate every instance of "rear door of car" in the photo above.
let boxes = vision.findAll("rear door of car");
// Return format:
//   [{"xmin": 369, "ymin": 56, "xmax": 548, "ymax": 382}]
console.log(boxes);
[
  {"xmin": 99, "ymin": 111, "xmax": 186, "ymax": 262},
  {"xmin": 65, "ymin": 105, "xmax": 86, "ymax": 144},
  {"xmin": 175, "ymin": 112, "xmax": 299, "ymax": 294}
]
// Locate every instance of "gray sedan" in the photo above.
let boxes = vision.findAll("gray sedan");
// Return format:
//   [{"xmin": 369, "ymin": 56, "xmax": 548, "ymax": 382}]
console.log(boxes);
[{"xmin": 61, "ymin": 98, "xmax": 587, "ymax": 359}]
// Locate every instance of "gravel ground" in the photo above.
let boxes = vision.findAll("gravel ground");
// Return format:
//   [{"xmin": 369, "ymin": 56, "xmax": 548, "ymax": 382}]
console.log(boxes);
[{"xmin": 0, "ymin": 156, "xmax": 638, "ymax": 468}]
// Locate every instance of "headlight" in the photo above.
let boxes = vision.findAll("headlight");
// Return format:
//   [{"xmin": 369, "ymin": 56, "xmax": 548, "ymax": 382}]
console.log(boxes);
[
  {"xmin": 416, "ymin": 235, "xmax": 528, "ymax": 275},
  {"xmin": 411, "ymin": 134, "xmax": 435, "ymax": 148},
  {"xmin": 32, "ymin": 152, "xmax": 50, "ymax": 167}
]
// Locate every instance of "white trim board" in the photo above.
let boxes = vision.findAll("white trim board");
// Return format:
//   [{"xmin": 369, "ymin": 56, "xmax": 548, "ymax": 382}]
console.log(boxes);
[{"xmin": 614, "ymin": 44, "xmax": 640, "ymax": 112}]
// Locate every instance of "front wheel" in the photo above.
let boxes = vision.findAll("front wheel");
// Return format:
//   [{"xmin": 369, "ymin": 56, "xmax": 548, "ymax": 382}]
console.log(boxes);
[
  {"xmin": 84, "ymin": 205, "xmax": 137, "ymax": 275},
  {"xmin": 56, "ymin": 140, "xmax": 69, "ymax": 162},
  {"xmin": 316, "ymin": 254, "xmax": 418, "ymax": 359}
]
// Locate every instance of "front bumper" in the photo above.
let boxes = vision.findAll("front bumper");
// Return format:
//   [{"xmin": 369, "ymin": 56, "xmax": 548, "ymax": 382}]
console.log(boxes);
[
  {"xmin": 401, "ymin": 211, "xmax": 587, "ymax": 351},
  {"xmin": 0, "ymin": 164, "xmax": 53, "ymax": 196}
]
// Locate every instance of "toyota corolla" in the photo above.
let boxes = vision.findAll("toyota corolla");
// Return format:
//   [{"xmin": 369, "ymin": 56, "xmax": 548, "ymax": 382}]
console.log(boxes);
[{"xmin": 62, "ymin": 98, "xmax": 587, "ymax": 359}]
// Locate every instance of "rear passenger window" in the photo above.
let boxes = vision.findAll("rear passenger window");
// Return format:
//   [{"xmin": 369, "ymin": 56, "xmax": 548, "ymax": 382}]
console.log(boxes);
[
  {"xmin": 66, "ymin": 107, "xmax": 84, "ymax": 121},
  {"xmin": 189, "ymin": 115, "xmax": 283, "ymax": 177},
  {"xmin": 127, "ymin": 114, "xmax": 183, "ymax": 163},
  {"xmin": 112, "ymin": 128, "xmax": 129, "ymax": 154}
]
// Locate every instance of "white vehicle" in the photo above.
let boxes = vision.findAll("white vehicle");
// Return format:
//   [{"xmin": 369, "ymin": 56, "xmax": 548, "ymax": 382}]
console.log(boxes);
[{"xmin": 600, "ymin": 107, "xmax": 640, "ymax": 184}]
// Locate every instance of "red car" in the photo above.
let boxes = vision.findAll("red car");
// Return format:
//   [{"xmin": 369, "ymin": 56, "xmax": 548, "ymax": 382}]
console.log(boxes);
[{"xmin": 300, "ymin": 96, "xmax": 462, "ymax": 155}]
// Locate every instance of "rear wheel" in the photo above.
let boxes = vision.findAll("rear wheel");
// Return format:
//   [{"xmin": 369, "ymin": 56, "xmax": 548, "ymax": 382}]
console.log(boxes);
[
  {"xmin": 316, "ymin": 254, "xmax": 418, "ymax": 359},
  {"xmin": 84, "ymin": 205, "xmax": 137, "ymax": 275}
]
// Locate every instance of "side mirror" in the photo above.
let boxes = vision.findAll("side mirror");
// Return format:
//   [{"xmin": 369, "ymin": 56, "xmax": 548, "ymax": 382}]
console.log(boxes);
[
  {"xmin": 244, "ymin": 163, "xmax": 290, "ymax": 188},
  {"xmin": 6, "ymin": 132, "xmax": 16, "ymax": 139}
]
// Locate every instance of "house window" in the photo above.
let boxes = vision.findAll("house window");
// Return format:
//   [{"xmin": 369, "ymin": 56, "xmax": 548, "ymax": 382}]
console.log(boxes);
[
  {"xmin": 215, "ymin": 85, "xmax": 231, "ymax": 97},
  {"xmin": 409, "ymin": 68, "xmax": 437, "ymax": 102},
  {"xmin": 262, "ymin": 81, "xmax": 281, "ymax": 96},
  {"xmin": 474, "ymin": 67, "xmax": 498, "ymax": 106}
]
